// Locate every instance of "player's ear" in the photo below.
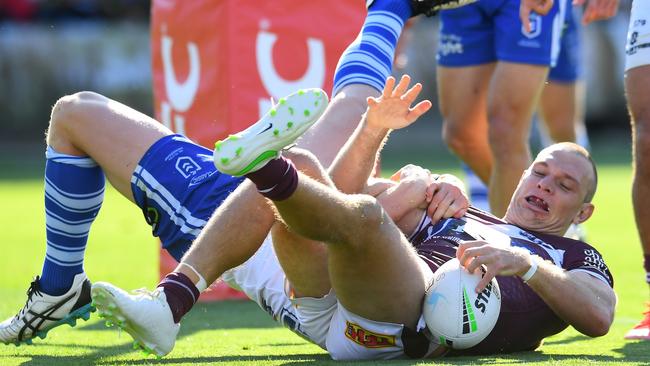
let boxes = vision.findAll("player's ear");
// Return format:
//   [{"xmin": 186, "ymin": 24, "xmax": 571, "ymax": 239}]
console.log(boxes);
[{"xmin": 573, "ymin": 203, "xmax": 594, "ymax": 224}]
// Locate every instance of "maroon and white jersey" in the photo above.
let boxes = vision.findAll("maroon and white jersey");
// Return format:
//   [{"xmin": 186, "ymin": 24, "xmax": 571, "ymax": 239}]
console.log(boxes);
[{"xmin": 408, "ymin": 207, "xmax": 614, "ymax": 355}]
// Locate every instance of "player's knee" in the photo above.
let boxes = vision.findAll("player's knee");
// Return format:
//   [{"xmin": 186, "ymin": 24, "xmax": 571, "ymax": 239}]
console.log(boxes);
[
  {"xmin": 50, "ymin": 91, "xmax": 102, "ymax": 127},
  {"xmin": 284, "ymin": 149, "xmax": 324, "ymax": 180},
  {"xmin": 347, "ymin": 195, "xmax": 385, "ymax": 244},
  {"xmin": 487, "ymin": 118, "xmax": 527, "ymax": 156},
  {"xmin": 442, "ymin": 121, "xmax": 474, "ymax": 154}
]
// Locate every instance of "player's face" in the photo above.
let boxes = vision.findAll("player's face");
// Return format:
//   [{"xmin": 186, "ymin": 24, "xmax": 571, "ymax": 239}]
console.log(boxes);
[{"xmin": 504, "ymin": 147, "xmax": 594, "ymax": 236}]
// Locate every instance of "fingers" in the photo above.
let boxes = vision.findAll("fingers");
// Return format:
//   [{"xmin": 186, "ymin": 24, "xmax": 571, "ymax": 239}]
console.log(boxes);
[
  {"xmin": 428, "ymin": 189, "xmax": 451, "ymax": 222},
  {"xmin": 475, "ymin": 268, "xmax": 496, "ymax": 293},
  {"xmin": 382, "ymin": 76, "xmax": 396, "ymax": 99},
  {"xmin": 456, "ymin": 240, "xmax": 484, "ymax": 262},
  {"xmin": 520, "ymin": 1, "xmax": 532, "ymax": 33},
  {"xmin": 401, "ymin": 82, "xmax": 423, "ymax": 105},
  {"xmin": 407, "ymin": 100, "xmax": 433, "ymax": 121},
  {"xmin": 392, "ymin": 74, "xmax": 411, "ymax": 97},
  {"xmin": 537, "ymin": 0, "xmax": 554, "ymax": 14},
  {"xmin": 584, "ymin": 0, "xmax": 618, "ymax": 24},
  {"xmin": 426, "ymin": 181, "xmax": 468, "ymax": 222}
]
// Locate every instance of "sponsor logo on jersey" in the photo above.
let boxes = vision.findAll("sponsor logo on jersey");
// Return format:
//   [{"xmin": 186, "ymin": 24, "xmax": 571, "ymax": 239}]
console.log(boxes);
[
  {"xmin": 175, "ymin": 156, "xmax": 202, "ymax": 178},
  {"xmin": 438, "ymin": 34, "xmax": 464, "ymax": 56},
  {"xmin": 165, "ymin": 147, "xmax": 184, "ymax": 162},
  {"xmin": 345, "ymin": 321, "xmax": 396, "ymax": 348},
  {"xmin": 521, "ymin": 14, "xmax": 542, "ymax": 39},
  {"xmin": 189, "ymin": 170, "xmax": 217, "ymax": 187}
]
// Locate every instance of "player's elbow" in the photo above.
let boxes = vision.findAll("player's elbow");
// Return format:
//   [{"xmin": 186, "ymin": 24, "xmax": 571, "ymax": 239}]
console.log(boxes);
[{"xmin": 578, "ymin": 306, "xmax": 614, "ymax": 337}]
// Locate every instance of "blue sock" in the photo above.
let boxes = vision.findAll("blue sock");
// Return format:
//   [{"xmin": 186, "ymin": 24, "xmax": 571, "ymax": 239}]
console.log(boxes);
[
  {"xmin": 462, "ymin": 164, "xmax": 491, "ymax": 213},
  {"xmin": 332, "ymin": 0, "xmax": 412, "ymax": 95},
  {"xmin": 40, "ymin": 147, "xmax": 105, "ymax": 295}
]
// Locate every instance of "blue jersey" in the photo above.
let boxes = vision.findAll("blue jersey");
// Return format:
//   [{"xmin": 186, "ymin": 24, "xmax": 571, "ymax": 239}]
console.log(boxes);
[
  {"xmin": 131, "ymin": 134, "xmax": 244, "ymax": 261},
  {"xmin": 437, "ymin": 0, "xmax": 569, "ymax": 67}
]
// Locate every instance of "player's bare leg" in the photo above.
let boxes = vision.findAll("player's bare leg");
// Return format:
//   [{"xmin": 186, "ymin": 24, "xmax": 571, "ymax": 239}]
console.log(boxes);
[
  {"xmin": 625, "ymin": 64, "xmax": 650, "ymax": 340},
  {"xmin": 538, "ymin": 81, "xmax": 586, "ymax": 144},
  {"xmin": 0, "ymin": 92, "xmax": 175, "ymax": 345},
  {"xmin": 274, "ymin": 175, "xmax": 428, "ymax": 327},
  {"xmin": 487, "ymin": 62, "xmax": 548, "ymax": 216},
  {"xmin": 437, "ymin": 64, "xmax": 495, "ymax": 184},
  {"xmin": 47, "ymin": 91, "xmax": 174, "ymax": 200},
  {"xmin": 91, "ymin": 88, "xmax": 331, "ymax": 357}
]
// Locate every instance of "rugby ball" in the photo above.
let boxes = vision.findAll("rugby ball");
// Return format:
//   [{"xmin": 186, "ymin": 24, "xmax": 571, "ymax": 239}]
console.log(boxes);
[{"xmin": 423, "ymin": 258, "xmax": 501, "ymax": 349}]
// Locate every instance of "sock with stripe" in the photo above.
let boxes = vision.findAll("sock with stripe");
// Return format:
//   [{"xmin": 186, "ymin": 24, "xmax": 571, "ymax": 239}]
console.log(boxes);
[
  {"xmin": 157, "ymin": 272, "xmax": 200, "ymax": 323},
  {"xmin": 332, "ymin": 0, "xmax": 412, "ymax": 95},
  {"xmin": 245, "ymin": 156, "xmax": 298, "ymax": 201},
  {"xmin": 645, "ymin": 254, "xmax": 650, "ymax": 284},
  {"xmin": 463, "ymin": 164, "xmax": 490, "ymax": 213},
  {"xmin": 40, "ymin": 147, "xmax": 105, "ymax": 296}
]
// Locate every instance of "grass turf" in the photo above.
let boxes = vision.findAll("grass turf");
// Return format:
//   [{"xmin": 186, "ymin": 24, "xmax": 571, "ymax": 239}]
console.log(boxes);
[{"xmin": 0, "ymin": 158, "xmax": 649, "ymax": 365}]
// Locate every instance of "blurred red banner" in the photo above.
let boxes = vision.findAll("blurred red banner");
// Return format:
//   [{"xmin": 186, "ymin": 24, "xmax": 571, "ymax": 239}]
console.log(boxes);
[{"xmin": 151, "ymin": 0, "xmax": 365, "ymax": 301}]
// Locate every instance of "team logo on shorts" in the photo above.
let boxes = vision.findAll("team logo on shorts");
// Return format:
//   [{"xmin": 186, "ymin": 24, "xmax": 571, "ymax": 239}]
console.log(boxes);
[
  {"xmin": 345, "ymin": 321, "xmax": 396, "ymax": 348},
  {"xmin": 175, "ymin": 156, "xmax": 202, "ymax": 178},
  {"xmin": 521, "ymin": 14, "xmax": 542, "ymax": 39}
]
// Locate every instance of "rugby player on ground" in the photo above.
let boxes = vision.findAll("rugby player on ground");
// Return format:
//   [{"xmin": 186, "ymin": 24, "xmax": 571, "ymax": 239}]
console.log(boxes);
[
  {"xmin": 0, "ymin": 0, "xmax": 485, "ymax": 347},
  {"xmin": 94, "ymin": 74, "xmax": 615, "ymax": 360}
]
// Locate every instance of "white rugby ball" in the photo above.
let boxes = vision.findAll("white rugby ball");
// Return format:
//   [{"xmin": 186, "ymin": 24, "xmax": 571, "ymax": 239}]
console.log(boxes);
[{"xmin": 423, "ymin": 258, "xmax": 501, "ymax": 349}]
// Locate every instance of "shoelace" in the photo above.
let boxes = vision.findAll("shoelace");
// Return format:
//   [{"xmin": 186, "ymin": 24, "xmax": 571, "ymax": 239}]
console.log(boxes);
[
  {"xmin": 132, "ymin": 288, "xmax": 162, "ymax": 301},
  {"xmin": 15, "ymin": 278, "xmax": 43, "ymax": 321}
]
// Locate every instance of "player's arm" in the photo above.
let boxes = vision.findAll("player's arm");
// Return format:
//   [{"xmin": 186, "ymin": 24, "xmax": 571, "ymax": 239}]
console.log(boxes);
[
  {"xmin": 328, "ymin": 75, "xmax": 431, "ymax": 194},
  {"xmin": 373, "ymin": 165, "xmax": 469, "ymax": 233},
  {"xmin": 457, "ymin": 242, "xmax": 616, "ymax": 337},
  {"xmin": 523, "ymin": 260, "xmax": 616, "ymax": 337}
]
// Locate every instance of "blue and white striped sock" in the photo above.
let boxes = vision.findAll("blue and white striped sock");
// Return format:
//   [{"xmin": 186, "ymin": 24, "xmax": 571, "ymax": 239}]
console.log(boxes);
[
  {"xmin": 40, "ymin": 147, "xmax": 105, "ymax": 295},
  {"xmin": 332, "ymin": 0, "xmax": 412, "ymax": 95},
  {"xmin": 463, "ymin": 164, "xmax": 491, "ymax": 213}
]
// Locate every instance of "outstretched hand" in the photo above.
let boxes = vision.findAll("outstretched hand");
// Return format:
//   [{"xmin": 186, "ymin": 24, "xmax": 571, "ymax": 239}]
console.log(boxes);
[{"xmin": 366, "ymin": 75, "xmax": 432, "ymax": 131}]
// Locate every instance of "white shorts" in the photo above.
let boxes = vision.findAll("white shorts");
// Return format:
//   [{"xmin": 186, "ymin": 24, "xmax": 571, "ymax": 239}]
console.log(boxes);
[
  {"xmin": 220, "ymin": 235, "xmax": 439, "ymax": 360},
  {"xmin": 625, "ymin": 0, "xmax": 650, "ymax": 71}
]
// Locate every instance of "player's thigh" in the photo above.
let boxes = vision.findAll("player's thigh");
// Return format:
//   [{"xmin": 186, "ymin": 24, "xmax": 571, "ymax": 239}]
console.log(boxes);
[
  {"xmin": 327, "ymin": 215, "xmax": 431, "ymax": 329},
  {"xmin": 487, "ymin": 62, "xmax": 549, "ymax": 139},
  {"xmin": 626, "ymin": 65, "xmax": 650, "ymax": 131},
  {"xmin": 50, "ymin": 92, "xmax": 173, "ymax": 201},
  {"xmin": 539, "ymin": 81, "xmax": 578, "ymax": 141},
  {"xmin": 437, "ymin": 64, "xmax": 494, "ymax": 130},
  {"xmin": 271, "ymin": 218, "xmax": 331, "ymax": 298},
  {"xmin": 625, "ymin": 0, "xmax": 650, "ymax": 129}
]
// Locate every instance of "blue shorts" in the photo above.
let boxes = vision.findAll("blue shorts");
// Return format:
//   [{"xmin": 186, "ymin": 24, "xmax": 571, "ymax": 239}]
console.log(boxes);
[
  {"xmin": 131, "ymin": 135, "xmax": 245, "ymax": 261},
  {"xmin": 437, "ymin": 0, "xmax": 567, "ymax": 67},
  {"xmin": 548, "ymin": 7, "xmax": 580, "ymax": 82}
]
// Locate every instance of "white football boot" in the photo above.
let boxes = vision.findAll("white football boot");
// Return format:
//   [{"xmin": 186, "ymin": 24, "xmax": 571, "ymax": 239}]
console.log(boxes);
[
  {"xmin": 91, "ymin": 282, "xmax": 179, "ymax": 358},
  {"xmin": 0, "ymin": 273, "xmax": 94, "ymax": 345},
  {"xmin": 213, "ymin": 88, "xmax": 328, "ymax": 176}
]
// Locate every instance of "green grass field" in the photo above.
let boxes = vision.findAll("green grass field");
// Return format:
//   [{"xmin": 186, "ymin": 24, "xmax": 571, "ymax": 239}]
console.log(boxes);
[{"xmin": 0, "ymin": 143, "xmax": 649, "ymax": 365}]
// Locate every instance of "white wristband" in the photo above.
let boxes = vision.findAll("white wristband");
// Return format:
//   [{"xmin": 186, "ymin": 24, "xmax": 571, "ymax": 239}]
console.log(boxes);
[{"xmin": 520, "ymin": 257, "xmax": 539, "ymax": 283}]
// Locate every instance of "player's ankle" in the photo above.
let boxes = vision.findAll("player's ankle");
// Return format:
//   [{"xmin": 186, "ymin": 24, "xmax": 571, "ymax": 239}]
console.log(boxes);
[
  {"xmin": 156, "ymin": 272, "xmax": 200, "ymax": 323},
  {"xmin": 245, "ymin": 156, "xmax": 298, "ymax": 201}
]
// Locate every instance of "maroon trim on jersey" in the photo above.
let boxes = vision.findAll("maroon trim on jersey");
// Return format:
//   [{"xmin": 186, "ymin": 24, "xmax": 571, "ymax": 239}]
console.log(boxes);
[{"xmin": 406, "ymin": 205, "xmax": 614, "ymax": 356}]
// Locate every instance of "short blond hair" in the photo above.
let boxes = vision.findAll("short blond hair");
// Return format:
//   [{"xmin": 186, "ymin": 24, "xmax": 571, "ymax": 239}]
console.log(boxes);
[{"xmin": 538, "ymin": 142, "xmax": 597, "ymax": 203}]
